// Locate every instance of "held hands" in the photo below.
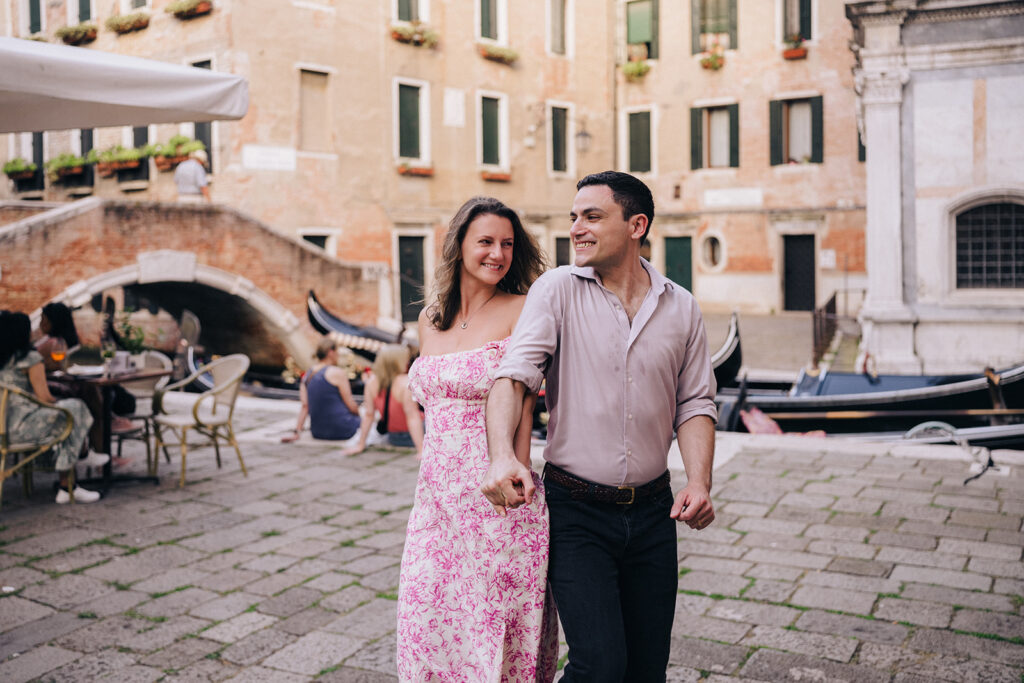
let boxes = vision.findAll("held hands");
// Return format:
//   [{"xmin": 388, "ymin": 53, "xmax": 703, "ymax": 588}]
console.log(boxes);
[
  {"xmin": 670, "ymin": 482, "xmax": 715, "ymax": 530},
  {"xmin": 481, "ymin": 456, "xmax": 535, "ymax": 516}
]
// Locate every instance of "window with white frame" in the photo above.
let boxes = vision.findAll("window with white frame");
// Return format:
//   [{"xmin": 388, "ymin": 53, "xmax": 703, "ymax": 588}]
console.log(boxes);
[
  {"xmin": 123, "ymin": 0, "xmax": 149, "ymax": 10},
  {"xmin": 24, "ymin": 0, "xmax": 44, "ymax": 34},
  {"xmin": 69, "ymin": 0, "xmax": 93, "ymax": 23},
  {"xmin": 478, "ymin": 0, "xmax": 507, "ymax": 43},
  {"xmin": 549, "ymin": 0, "xmax": 567, "ymax": 54},
  {"xmin": 690, "ymin": 104, "xmax": 738, "ymax": 169},
  {"xmin": 549, "ymin": 103, "xmax": 572, "ymax": 174},
  {"xmin": 626, "ymin": 109, "xmax": 653, "ymax": 174},
  {"xmin": 691, "ymin": 0, "xmax": 736, "ymax": 53},
  {"xmin": 395, "ymin": 0, "xmax": 428, "ymax": 23},
  {"xmin": 298, "ymin": 228, "xmax": 340, "ymax": 256},
  {"xmin": 299, "ymin": 69, "xmax": 330, "ymax": 153},
  {"xmin": 955, "ymin": 202, "xmax": 1024, "ymax": 289},
  {"xmin": 627, "ymin": 0, "xmax": 658, "ymax": 60},
  {"xmin": 394, "ymin": 78, "xmax": 430, "ymax": 163},
  {"xmin": 192, "ymin": 60, "xmax": 214, "ymax": 171},
  {"xmin": 478, "ymin": 92, "xmax": 508, "ymax": 168},
  {"xmin": 783, "ymin": 0, "xmax": 811, "ymax": 42},
  {"xmin": 769, "ymin": 96, "xmax": 822, "ymax": 165}
]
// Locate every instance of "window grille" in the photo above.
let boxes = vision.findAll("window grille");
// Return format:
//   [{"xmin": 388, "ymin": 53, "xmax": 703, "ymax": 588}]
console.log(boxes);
[{"xmin": 955, "ymin": 203, "xmax": 1024, "ymax": 288}]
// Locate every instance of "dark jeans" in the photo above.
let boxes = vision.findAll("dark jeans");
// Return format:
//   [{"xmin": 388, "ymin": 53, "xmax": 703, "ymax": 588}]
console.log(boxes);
[{"xmin": 545, "ymin": 473, "xmax": 678, "ymax": 683}]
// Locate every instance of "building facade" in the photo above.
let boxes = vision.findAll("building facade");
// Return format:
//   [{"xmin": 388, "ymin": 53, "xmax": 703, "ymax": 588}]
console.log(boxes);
[
  {"xmin": 4, "ymin": 0, "xmax": 867, "ymax": 327},
  {"xmin": 847, "ymin": 0, "xmax": 1024, "ymax": 374}
]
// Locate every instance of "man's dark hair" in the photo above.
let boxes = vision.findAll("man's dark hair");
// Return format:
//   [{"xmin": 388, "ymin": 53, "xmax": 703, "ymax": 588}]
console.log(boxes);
[{"xmin": 577, "ymin": 170, "xmax": 655, "ymax": 244}]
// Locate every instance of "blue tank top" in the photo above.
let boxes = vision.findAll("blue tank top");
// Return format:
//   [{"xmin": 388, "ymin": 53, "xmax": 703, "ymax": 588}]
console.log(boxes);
[{"xmin": 306, "ymin": 369, "xmax": 360, "ymax": 440}]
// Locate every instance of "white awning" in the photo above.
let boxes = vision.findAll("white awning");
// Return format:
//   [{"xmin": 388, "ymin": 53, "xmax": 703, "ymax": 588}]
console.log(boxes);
[{"xmin": 0, "ymin": 37, "xmax": 249, "ymax": 133}]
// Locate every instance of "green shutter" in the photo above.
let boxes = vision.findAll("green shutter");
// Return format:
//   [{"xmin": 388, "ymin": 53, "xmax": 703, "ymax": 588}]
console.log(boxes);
[
  {"xmin": 769, "ymin": 100, "xmax": 783, "ymax": 166},
  {"xmin": 728, "ymin": 0, "xmax": 737, "ymax": 50},
  {"xmin": 690, "ymin": 108, "xmax": 703, "ymax": 170},
  {"xmin": 799, "ymin": 0, "xmax": 812, "ymax": 40},
  {"xmin": 810, "ymin": 95, "xmax": 824, "ymax": 163},
  {"xmin": 482, "ymin": 97, "xmax": 500, "ymax": 165},
  {"xmin": 629, "ymin": 111, "xmax": 651, "ymax": 173},
  {"xmin": 857, "ymin": 131, "xmax": 866, "ymax": 162},
  {"xmin": 399, "ymin": 85, "xmax": 420, "ymax": 158},
  {"xmin": 481, "ymin": 0, "xmax": 496, "ymax": 39},
  {"xmin": 29, "ymin": 0, "xmax": 41, "ymax": 33},
  {"xmin": 728, "ymin": 103, "xmax": 739, "ymax": 168},
  {"xmin": 79, "ymin": 0, "xmax": 91, "ymax": 21},
  {"xmin": 691, "ymin": 0, "xmax": 701, "ymax": 54},
  {"xmin": 650, "ymin": 0, "xmax": 659, "ymax": 59},
  {"xmin": 398, "ymin": 0, "xmax": 413, "ymax": 22},
  {"xmin": 551, "ymin": 107, "xmax": 567, "ymax": 172},
  {"xmin": 627, "ymin": 1, "xmax": 652, "ymax": 45}
]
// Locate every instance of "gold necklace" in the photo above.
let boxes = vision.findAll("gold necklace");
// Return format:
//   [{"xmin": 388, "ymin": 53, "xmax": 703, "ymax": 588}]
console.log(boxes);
[{"xmin": 458, "ymin": 290, "xmax": 499, "ymax": 329}]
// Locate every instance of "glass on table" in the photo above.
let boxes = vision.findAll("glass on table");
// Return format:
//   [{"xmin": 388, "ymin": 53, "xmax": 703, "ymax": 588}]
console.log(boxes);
[{"xmin": 50, "ymin": 337, "xmax": 68, "ymax": 371}]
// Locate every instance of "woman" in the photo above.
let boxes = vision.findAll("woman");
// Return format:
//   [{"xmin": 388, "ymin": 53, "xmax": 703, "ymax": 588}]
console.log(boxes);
[
  {"xmin": 341, "ymin": 344, "xmax": 424, "ymax": 457},
  {"xmin": 397, "ymin": 197, "xmax": 557, "ymax": 681},
  {"xmin": 282, "ymin": 337, "xmax": 361, "ymax": 442},
  {"xmin": 0, "ymin": 311, "xmax": 106, "ymax": 504},
  {"xmin": 35, "ymin": 302, "xmax": 79, "ymax": 372}
]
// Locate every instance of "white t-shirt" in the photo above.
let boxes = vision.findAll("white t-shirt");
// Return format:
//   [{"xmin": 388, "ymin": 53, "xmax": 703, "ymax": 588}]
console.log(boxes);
[{"xmin": 173, "ymin": 159, "xmax": 208, "ymax": 195}]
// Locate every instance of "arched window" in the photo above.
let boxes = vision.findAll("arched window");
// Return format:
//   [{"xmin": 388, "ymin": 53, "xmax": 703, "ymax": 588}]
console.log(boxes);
[{"xmin": 955, "ymin": 202, "xmax": 1024, "ymax": 289}]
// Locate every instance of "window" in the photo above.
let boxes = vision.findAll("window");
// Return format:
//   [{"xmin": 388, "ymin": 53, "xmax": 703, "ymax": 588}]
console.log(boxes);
[
  {"xmin": 26, "ymin": 0, "xmax": 43, "ymax": 34},
  {"xmin": 397, "ymin": 0, "xmax": 419, "ymax": 22},
  {"xmin": 192, "ymin": 60, "xmax": 213, "ymax": 171},
  {"xmin": 691, "ymin": 0, "xmax": 737, "ymax": 53},
  {"xmin": 690, "ymin": 104, "xmax": 738, "ymax": 170},
  {"xmin": 13, "ymin": 132, "xmax": 44, "ymax": 192},
  {"xmin": 627, "ymin": 110, "xmax": 652, "ymax": 174},
  {"xmin": 857, "ymin": 131, "xmax": 865, "ymax": 163},
  {"xmin": 78, "ymin": 129, "xmax": 95, "ymax": 187},
  {"xmin": 627, "ymin": 0, "xmax": 658, "ymax": 60},
  {"xmin": 555, "ymin": 237, "xmax": 572, "ymax": 266},
  {"xmin": 398, "ymin": 84, "xmax": 421, "ymax": 159},
  {"xmin": 72, "ymin": 0, "xmax": 92, "ymax": 22},
  {"xmin": 783, "ymin": 0, "xmax": 811, "ymax": 42},
  {"xmin": 549, "ymin": 0, "xmax": 566, "ymax": 55},
  {"xmin": 118, "ymin": 126, "xmax": 150, "ymax": 182},
  {"xmin": 397, "ymin": 234, "xmax": 426, "ymax": 322},
  {"xmin": 479, "ymin": 92, "xmax": 507, "ymax": 168},
  {"xmin": 550, "ymin": 105, "xmax": 569, "ymax": 173},
  {"xmin": 298, "ymin": 229, "xmax": 339, "ymax": 255},
  {"xmin": 769, "ymin": 96, "xmax": 823, "ymax": 165},
  {"xmin": 956, "ymin": 203, "xmax": 1024, "ymax": 289},
  {"xmin": 479, "ymin": 0, "xmax": 507, "ymax": 42},
  {"xmin": 299, "ymin": 69, "xmax": 330, "ymax": 153}
]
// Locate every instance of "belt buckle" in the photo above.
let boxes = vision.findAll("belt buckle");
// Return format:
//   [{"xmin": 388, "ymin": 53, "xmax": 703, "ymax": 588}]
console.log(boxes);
[{"xmin": 617, "ymin": 485, "xmax": 635, "ymax": 505}]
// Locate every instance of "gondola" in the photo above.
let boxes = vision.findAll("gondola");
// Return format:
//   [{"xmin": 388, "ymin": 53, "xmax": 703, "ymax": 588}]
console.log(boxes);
[
  {"xmin": 711, "ymin": 312, "xmax": 742, "ymax": 389},
  {"xmin": 306, "ymin": 290, "xmax": 401, "ymax": 361},
  {"xmin": 718, "ymin": 362, "xmax": 1024, "ymax": 448}
]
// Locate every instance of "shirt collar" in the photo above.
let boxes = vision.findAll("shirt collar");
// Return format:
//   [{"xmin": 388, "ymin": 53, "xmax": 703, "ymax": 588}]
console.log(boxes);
[{"xmin": 570, "ymin": 258, "xmax": 674, "ymax": 295}]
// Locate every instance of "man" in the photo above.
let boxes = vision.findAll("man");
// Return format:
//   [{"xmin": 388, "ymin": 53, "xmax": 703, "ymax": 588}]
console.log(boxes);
[
  {"xmin": 173, "ymin": 149, "xmax": 210, "ymax": 203},
  {"xmin": 483, "ymin": 171, "xmax": 717, "ymax": 682}
]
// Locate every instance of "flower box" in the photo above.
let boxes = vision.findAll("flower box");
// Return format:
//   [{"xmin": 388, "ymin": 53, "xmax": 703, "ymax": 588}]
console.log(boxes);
[
  {"xmin": 56, "ymin": 23, "xmax": 98, "ymax": 45},
  {"xmin": 480, "ymin": 170, "xmax": 511, "ymax": 182},
  {"xmin": 398, "ymin": 164, "xmax": 434, "ymax": 177},
  {"xmin": 107, "ymin": 12, "xmax": 150, "ymax": 34},
  {"xmin": 95, "ymin": 162, "xmax": 115, "ymax": 177},
  {"xmin": 622, "ymin": 60, "xmax": 650, "ymax": 82},
  {"xmin": 56, "ymin": 166, "xmax": 85, "ymax": 177},
  {"xmin": 154, "ymin": 154, "xmax": 189, "ymax": 172},
  {"xmin": 477, "ymin": 44, "xmax": 518, "ymax": 66},
  {"xmin": 390, "ymin": 22, "xmax": 438, "ymax": 48},
  {"xmin": 167, "ymin": 0, "xmax": 212, "ymax": 20},
  {"xmin": 111, "ymin": 159, "xmax": 141, "ymax": 171},
  {"xmin": 783, "ymin": 47, "xmax": 807, "ymax": 60},
  {"xmin": 5, "ymin": 169, "xmax": 36, "ymax": 181}
]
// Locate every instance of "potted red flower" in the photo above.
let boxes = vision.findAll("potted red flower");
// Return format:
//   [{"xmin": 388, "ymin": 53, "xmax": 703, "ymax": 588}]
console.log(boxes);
[{"xmin": 783, "ymin": 34, "xmax": 807, "ymax": 60}]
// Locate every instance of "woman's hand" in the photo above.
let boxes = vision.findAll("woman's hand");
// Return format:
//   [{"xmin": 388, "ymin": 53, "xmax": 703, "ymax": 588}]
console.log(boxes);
[
  {"xmin": 280, "ymin": 429, "xmax": 300, "ymax": 443},
  {"xmin": 340, "ymin": 443, "xmax": 365, "ymax": 457}
]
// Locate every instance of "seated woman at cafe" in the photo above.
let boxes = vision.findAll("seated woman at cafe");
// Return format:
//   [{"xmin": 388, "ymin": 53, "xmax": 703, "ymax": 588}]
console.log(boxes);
[
  {"xmin": 282, "ymin": 337, "xmax": 361, "ymax": 442},
  {"xmin": 342, "ymin": 344, "xmax": 423, "ymax": 458},
  {"xmin": 35, "ymin": 302, "xmax": 80, "ymax": 372},
  {"xmin": 1, "ymin": 311, "xmax": 108, "ymax": 504}
]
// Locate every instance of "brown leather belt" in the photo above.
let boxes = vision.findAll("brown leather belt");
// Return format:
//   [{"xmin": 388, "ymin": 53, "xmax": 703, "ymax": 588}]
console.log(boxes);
[{"xmin": 543, "ymin": 463, "xmax": 671, "ymax": 505}]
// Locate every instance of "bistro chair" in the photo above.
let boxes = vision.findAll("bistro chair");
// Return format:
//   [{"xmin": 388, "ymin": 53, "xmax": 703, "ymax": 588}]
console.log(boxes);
[
  {"xmin": 0, "ymin": 381, "xmax": 75, "ymax": 508},
  {"xmin": 114, "ymin": 350, "xmax": 174, "ymax": 465},
  {"xmin": 152, "ymin": 354, "xmax": 249, "ymax": 487}
]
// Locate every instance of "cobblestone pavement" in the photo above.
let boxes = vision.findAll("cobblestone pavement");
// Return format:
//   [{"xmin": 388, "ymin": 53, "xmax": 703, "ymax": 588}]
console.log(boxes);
[{"xmin": 2, "ymin": 395, "xmax": 1023, "ymax": 682}]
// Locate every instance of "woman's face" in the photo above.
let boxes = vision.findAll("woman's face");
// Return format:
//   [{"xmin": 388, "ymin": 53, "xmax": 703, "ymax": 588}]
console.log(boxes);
[
  {"xmin": 459, "ymin": 213, "xmax": 514, "ymax": 287},
  {"xmin": 40, "ymin": 314, "xmax": 52, "ymax": 334}
]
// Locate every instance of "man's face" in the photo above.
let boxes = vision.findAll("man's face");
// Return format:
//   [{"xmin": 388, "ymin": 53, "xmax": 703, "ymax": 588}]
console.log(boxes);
[{"xmin": 569, "ymin": 184, "xmax": 641, "ymax": 271}]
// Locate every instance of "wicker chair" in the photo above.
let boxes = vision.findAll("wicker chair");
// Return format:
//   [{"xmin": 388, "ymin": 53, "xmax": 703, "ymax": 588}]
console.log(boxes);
[
  {"xmin": 0, "ymin": 381, "xmax": 75, "ymax": 508},
  {"xmin": 114, "ymin": 350, "xmax": 174, "ymax": 464},
  {"xmin": 152, "ymin": 354, "xmax": 249, "ymax": 487}
]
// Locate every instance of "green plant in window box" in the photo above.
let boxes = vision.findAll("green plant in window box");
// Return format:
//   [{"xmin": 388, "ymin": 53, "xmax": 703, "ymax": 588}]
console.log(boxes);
[
  {"xmin": 700, "ymin": 42, "xmax": 725, "ymax": 70},
  {"xmin": 783, "ymin": 33, "xmax": 807, "ymax": 60},
  {"xmin": 390, "ymin": 21, "xmax": 439, "ymax": 48},
  {"xmin": 55, "ymin": 22, "xmax": 98, "ymax": 45},
  {"xmin": 166, "ymin": 0, "xmax": 213, "ymax": 20},
  {"xmin": 477, "ymin": 43, "xmax": 518, "ymax": 66},
  {"xmin": 117, "ymin": 310, "xmax": 147, "ymax": 354},
  {"xmin": 3, "ymin": 158, "xmax": 37, "ymax": 180},
  {"xmin": 622, "ymin": 60, "xmax": 650, "ymax": 82},
  {"xmin": 106, "ymin": 12, "xmax": 151, "ymax": 34},
  {"xmin": 45, "ymin": 153, "xmax": 88, "ymax": 180},
  {"xmin": 154, "ymin": 136, "xmax": 204, "ymax": 171}
]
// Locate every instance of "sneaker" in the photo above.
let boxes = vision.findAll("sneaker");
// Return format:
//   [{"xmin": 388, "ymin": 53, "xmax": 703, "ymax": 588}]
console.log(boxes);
[
  {"xmin": 55, "ymin": 486, "xmax": 101, "ymax": 504},
  {"xmin": 79, "ymin": 451, "xmax": 110, "ymax": 468}
]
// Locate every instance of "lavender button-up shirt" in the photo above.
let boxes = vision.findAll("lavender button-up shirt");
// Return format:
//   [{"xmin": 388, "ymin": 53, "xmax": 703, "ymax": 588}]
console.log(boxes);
[{"xmin": 496, "ymin": 260, "xmax": 717, "ymax": 487}]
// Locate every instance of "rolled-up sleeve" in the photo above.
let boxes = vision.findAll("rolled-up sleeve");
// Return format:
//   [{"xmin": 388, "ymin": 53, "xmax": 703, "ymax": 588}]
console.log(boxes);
[
  {"xmin": 674, "ymin": 297, "xmax": 718, "ymax": 429},
  {"xmin": 496, "ymin": 270, "xmax": 564, "ymax": 394}
]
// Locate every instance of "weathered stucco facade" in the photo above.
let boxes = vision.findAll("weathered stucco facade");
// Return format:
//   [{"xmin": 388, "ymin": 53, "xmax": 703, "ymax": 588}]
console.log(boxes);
[{"xmin": 847, "ymin": 0, "xmax": 1024, "ymax": 373}]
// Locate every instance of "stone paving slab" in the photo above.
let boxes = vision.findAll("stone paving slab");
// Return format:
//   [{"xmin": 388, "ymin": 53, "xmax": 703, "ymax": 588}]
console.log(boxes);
[{"xmin": 3, "ymin": 399, "xmax": 1024, "ymax": 681}]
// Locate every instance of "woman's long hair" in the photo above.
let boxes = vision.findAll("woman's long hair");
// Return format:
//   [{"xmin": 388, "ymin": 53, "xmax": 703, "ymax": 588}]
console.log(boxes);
[
  {"xmin": 372, "ymin": 344, "xmax": 410, "ymax": 392},
  {"xmin": 0, "ymin": 311, "xmax": 33, "ymax": 368},
  {"xmin": 426, "ymin": 196, "xmax": 544, "ymax": 331},
  {"xmin": 42, "ymin": 302, "xmax": 79, "ymax": 348}
]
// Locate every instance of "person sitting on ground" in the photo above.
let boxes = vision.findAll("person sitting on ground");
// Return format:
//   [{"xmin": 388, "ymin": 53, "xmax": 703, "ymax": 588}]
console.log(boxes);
[
  {"xmin": 342, "ymin": 344, "xmax": 424, "ymax": 458},
  {"xmin": 1, "ymin": 311, "xmax": 108, "ymax": 504},
  {"xmin": 282, "ymin": 337, "xmax": 361, "ymax": 442},
  {"xmin": 174, "ymin": 149, "xmax": 210, "ymax": 203}
]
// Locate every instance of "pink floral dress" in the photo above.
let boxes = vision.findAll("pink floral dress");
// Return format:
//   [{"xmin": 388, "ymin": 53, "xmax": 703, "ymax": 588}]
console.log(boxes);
[{"xmin": 398, "ymin": 338, "xmax": 558, "ymax": 683}]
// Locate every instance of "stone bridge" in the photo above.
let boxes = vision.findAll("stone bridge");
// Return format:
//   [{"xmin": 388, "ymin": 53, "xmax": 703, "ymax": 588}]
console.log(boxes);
[{"xmin": 0, "ymin": 198, "xmax": 385, "ymax": 366}]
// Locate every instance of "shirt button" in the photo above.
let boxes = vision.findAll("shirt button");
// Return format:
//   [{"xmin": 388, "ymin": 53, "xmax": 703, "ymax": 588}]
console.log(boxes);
[
  {"xmin": 627, "ymin": 449, "xmax": 632, "ymax": 456},
  {"xmin": 628, "ymin": 414, "xmax": 633, "ymax": 420},
  {"xmin": 628, "ymin": 376, "xmax": 633, "ymax": 383}
]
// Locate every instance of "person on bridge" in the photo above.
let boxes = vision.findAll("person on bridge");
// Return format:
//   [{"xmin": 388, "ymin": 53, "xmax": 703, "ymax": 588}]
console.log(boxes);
[
  {"xmin": 173, "ymin": 149, "xmax": 210, "ymax": 203},
  {"xmin": 283, "ymin": 337, "xmax": 360, "ymax": 442}
]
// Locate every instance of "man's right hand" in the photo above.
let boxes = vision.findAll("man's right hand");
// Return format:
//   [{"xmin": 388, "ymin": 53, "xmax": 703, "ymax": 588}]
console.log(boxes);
[{"xmin": 481, "ymin": 456, "xmax": 535, "ymax": 515}]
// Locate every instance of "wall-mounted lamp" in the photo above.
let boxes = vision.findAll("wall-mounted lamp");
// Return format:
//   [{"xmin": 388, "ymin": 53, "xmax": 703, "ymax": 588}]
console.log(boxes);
[{"xmin": 575, "ymin": 120, "xmax": 592, "ymax": 154}]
